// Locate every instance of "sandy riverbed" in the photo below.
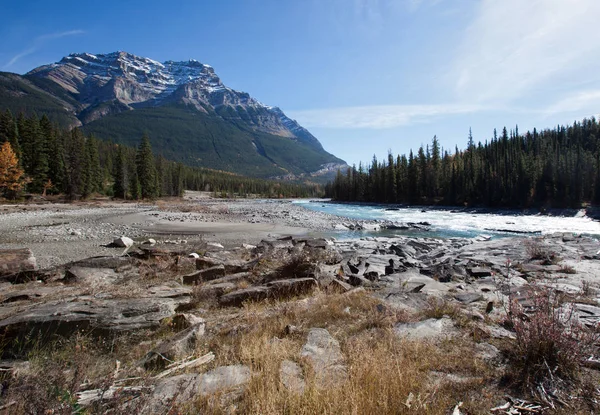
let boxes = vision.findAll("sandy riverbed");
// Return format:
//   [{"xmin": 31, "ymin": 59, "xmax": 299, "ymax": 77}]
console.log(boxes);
[{"xmin": 0, "ymin": 192, "xmax": 359, "ymax": 269}]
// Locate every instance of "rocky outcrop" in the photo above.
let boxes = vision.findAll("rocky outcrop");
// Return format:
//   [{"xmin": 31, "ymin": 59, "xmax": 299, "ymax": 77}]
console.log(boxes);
[{"xmin": 300, "ymin": 328, "xmax": 347, "ymax": 387}]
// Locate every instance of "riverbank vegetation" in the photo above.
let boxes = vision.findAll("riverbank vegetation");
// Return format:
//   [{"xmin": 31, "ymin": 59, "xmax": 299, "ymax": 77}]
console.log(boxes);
[
  {"xmin": 327, "ymin": 118, "xmax": 600, "ymax": 208},
  {"xmin": 0, "ymin": 111, "xmax": 323, "ymax": 200}
]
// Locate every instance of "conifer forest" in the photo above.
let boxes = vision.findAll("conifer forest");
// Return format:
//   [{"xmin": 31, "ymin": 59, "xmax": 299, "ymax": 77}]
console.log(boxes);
[
  {"xmin": 327, "ymin": 119, "xmax": 600, "ymax": 209},
  {"xmin": 0, "ymin": 110, "xmax": 323, "ymax": 200}
]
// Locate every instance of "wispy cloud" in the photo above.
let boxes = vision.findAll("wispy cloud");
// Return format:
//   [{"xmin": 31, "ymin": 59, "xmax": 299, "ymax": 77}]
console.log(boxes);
[
  {"xmin": 542, "ymin": 90, "xmax": 600, "ymax": 118},
  {"xmin": 453, "ymin": 0, "xmax": 600, "ymax": 104},
  {"xmin": 289, "ymin": 104, "xmax": 484, "ymax": 129},
  {"xmin": 3, "ymin": 29, "xmax": 85, "ymax": 69}
]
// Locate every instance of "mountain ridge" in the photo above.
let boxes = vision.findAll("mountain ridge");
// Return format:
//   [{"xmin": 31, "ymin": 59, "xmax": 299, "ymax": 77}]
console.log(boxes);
[{"xmin": 0, "ymin": 51, "xmax": 346, "ymax": 180}]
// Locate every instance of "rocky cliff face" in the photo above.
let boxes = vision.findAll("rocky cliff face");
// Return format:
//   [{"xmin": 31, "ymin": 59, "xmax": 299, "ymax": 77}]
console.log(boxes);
[{"xmin": 27, "ymin": 51, "xmax": 330, "ymax": 150}]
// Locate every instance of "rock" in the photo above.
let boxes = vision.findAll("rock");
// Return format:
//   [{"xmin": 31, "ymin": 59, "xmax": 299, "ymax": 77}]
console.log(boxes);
[
  {"xmin": 348, "ymin": 274, "xmax": 376, "ymax": 287},
  {"xmin": 188, "ymin": 253, "xmax": 200, "ymax": 259},
  {"xmin": 197, "ymin": 364, "xmax": 251, "ymax": 399},
  {"xmin": 182, "ymin": 265, "xmax": 226, "ymax": 285},
  {"xmin": 394, "ymin": 317, "xmax": 455, "ymax": 340},
  {"xmin": 0, "ymin": 289, "xmax": 193, "ymax": 356},
  {"xmin": 300, "ymin": 328, "xmax": 347, "ymax": 388},
  {"xmin": 71, "ymin": 230, "xmax": 82, "ymax": 236},
  {"xmin": 112, "ymin": 236, "xmax": 134, "ymax": 248},
  {"xmin": 143, "ymin": 374, "xmax": 200, "ymax": 414},
  {"xmin": 196, "ymin": 256, "xmax": 221, "ymax": 270},
  {"xmin": 468, "ymin": 267, "xmax": 493, "ymax": 277},
  {"xmin": 474, "ymin": 342, "xmax": 501, "ymax": 361},
  {"xmin": 266, "ymin": 278, "xmax": 318, "ymax": 297},
  {"xmin": 169, "ymin": 313, "xmax": 205, "ymax": 331},
  {"xmin": 197, "ymin": 282, "xmax": 236, "ymax": 297},
  {"xmin": 141, "ymin": 323, "xmax": 206, "ymax": 370},
  {"xmin": 206, "ymin": 242, "xmax": 225, "ymax": 250},
  {"xmin": 454, "ymin": 292, "xmax": 484, "ymax": 304},
  {"xmin": 280, "ymin": 359, "xmax": 305, "ymax": 394},
  {"xmin": 143, "ymin": 238, "xmax": 157, "ymax": 245},
  {"xmin": 219, "ymin": 286, "xmax": 271, "ymax": 307},
  {"xmin": 0, "ymin": 248, "xmax": 37, "ymax": 279},
  {"xmin": 242, "ymin": 243, "xmax": 256, "ymax": 250},
  {"xmin": 327, "ymin": 279, "xmax": 353, "ymax": 293},
  {"xmin": 63, "ymin": 266, "xmax": 119, "ymax": 287}
]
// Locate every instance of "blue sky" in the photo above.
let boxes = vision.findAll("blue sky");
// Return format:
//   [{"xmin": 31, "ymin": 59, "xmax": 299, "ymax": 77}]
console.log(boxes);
[{"xmin": 2, "ymin": 0, "xmax": 600, "ymax": 166}]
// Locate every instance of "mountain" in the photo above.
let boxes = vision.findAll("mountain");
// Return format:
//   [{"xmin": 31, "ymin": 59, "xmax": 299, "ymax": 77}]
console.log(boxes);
[{"xmin": 0, "ymin": 51, "xmax": 346, "ymax": 179}]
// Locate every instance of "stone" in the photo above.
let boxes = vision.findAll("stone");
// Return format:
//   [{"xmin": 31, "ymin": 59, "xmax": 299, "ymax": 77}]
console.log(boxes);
[
  {"xmin": 141, "ymin": 323, "xmax": 206, "ymax": 370},
  {"xmin": 182, "ymin": 265, "xmax": 226, "ymax": 285},
  {"xmin": 394, "ymin": 317, "xmax": 455, "ymax": 340},
  {"xmin": 0, "ymin": 248, "xmax": 37, "ymax": 279},
  {"xmin": 169, "ymin": 313, "xmax": 205, "ymax": 331},
  {"xmin": 454, "ymin": 292, "xmax": 484, "ymax": 304},
  {"xmin": 188, "ymin": 253, "xmax": 200, "ymax": 259},
  {"xmin": 266, "ymin": 278, "xmax": 318, "ymax": 296},
  {"xmin": 242, "ymin": 243, "xmax": 256, "ymax": 250},
  {"xmin": 300, "ymin": 328, "xmax": 347, "ymax": 388},
  {"xmin": 327, "ymin": 279, "xmax": 353, "ymax": 293},
  {"xmin": 468, "ymin": 267, "xmax": 493, "ymax": 277},
  {"xmin": 196, "ymin": 256, "xmax": 221, "ymax": 270},
  {"xmin": 143, "ymin": 238, "xmax": 157, "ymax": 245},
  {"xmin": 0, "ymin": 289, "xmax": 193, "ymax": 356},
  {"xmin": 63, "ymin": 266, "xmax": 119, "ymax": 288},
  {"xmin": 206, "ymin": 242, "xmax": 225, "ymax": 250},
  {"xmin": 219, "ymin": 286, "xmax": 271, "ymax": 307},
  {"xmin": 143, "ymin": 374, "xmax": 200, "ymax": 414},
  {"xmin": 280, "ymin": 359, "xmax": 305, "ymax": 394},
  {"xmin": 112, "ymin": 236, "xmax": 134, "ymax": 248},
  {"xmin": 198, "ymin": 282, "xmax": 236, "ymax": 297},
  {"xmin": 197, "ymin": 364, "xmax": 251, "ymax": 397}
]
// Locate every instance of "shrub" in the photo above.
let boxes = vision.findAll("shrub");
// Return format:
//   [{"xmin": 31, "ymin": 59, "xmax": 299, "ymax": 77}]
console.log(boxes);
[
  {"xmin": 524, "ymin": 238, "xmax": 559, "ymax": 264},
  {"xmin": 505, "ymin": 287, "xmax": 599, "ymax": 394}
]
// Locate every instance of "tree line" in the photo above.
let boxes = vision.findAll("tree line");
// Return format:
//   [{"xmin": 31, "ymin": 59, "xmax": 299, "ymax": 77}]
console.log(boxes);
[
  {"xmin": 327, "ymin": 119, "xmax": 600, "ymax": 209},
  {"xmin": 0, "ymin": 110, "xmax": 324, "ymax": 200}
]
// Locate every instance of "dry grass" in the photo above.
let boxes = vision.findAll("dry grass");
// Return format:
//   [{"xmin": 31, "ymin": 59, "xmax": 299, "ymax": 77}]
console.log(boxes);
[
  {"xmin": 524, "ymin": 237, "xmax": 560, "ymax": 264},
  {"xmin": 193, "ymin": 292, "xmax": 498, "ymax": 414}
]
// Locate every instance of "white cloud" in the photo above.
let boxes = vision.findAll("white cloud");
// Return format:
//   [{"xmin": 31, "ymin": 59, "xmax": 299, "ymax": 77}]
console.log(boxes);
[
  {"xmin": 289, "ymin": 104, "xmax": 483, "ymax": 129},
  {"xmin": 542, "ymin": 90, "xmax": 600, "ymax": 118},
  {"xmin": 454, "ymin": 0, "xmax": 600, "ymax": 104},
  {"xmin": 3, "ymin": 29, "xmax": 85, "ymax": 69}
]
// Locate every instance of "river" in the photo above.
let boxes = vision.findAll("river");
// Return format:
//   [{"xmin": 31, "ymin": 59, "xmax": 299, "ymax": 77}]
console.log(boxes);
[{"xmin": 294, "ymin": 200, "xmax": 600, "ymax": 239}]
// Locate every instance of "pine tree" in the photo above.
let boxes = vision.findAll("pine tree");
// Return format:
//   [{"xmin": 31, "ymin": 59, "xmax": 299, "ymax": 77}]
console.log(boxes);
[
  {"xmin": 113, "ymin": 145, "xmax": 128, "ymax": 199},
  {"xmin": 136, "ymin": 134, "xmax": 157, "ymax": 199}
]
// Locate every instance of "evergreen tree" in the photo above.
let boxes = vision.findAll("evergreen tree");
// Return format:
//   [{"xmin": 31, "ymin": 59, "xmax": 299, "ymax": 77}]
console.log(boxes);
[{"xmin": 136, "ymin": 134, "xmax": 157, "ymax": 199}]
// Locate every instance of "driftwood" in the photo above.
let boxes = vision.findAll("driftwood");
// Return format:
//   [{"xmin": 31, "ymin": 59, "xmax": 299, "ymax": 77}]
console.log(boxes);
[
  {"xmin": 154, "ymin": 352, "xmax": 215, "ymax": 379},
  {"xmin": 76, "ymin": 352, "xmax": 215, "ymax": 407},
  {"xmin": 0, "ymin": 248, "xmax": 37, "ymax": 279}
]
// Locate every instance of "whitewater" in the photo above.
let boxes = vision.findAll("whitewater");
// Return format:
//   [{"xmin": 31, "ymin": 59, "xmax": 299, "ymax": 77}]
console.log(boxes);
[{"xmin": 294, "ymin": 200, "xmax": 600, "ymax": 239}]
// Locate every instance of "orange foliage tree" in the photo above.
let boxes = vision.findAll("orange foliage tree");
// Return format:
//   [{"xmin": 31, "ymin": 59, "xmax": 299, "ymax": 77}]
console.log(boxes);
[{"xmin": 0, "ymin": 141, "xmax": 28, "ymax": 199}]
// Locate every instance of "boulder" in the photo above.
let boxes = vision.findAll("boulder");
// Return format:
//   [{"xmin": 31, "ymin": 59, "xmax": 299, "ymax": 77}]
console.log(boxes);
[
  {"xmin": 169, "ymin": 313, "xmax": 205, "ymax": 331},
  {"xmin": 327, "ymin": 279, "xmax": 353, "ymax": 293},
  {"xmin": 300, "ymin": 328, "xmax": 347, "ymax": 388},
  {"xmin": 266, "ymin": 278, "xmax": 318, "ymax": 297},
  {"xmin": 0, "ymin": 289, "xmax": 193, "ymax": 356},
  {"xmin": 454, "ymin": 292, "xmax": 484, "ymax": 304},
  {"xmin": 219, "ymin": 286, "xmax": 271, "ymax": 307},
  {"xmin": 182, "ymin": 265, "xmax": 226, "ymax": 285},
  {"xmin": 112, "ymin": 236, "xmax": 134, "ymax": 248},
  {"xmin": 196, "ymin": 282, "xmax": 236, "ymax": 297},
  {"xmin": 468, "ymin": 267, "xmax": 493, "ymax": 277},
  {"xmin": 63, "ymin": 266, "xmax": 119, "ymax": 288},
  {"xmin": 280, "ymin": 359, "xmax": 305, "ymax": 394},
  {"xmin": 0, "ymin": 248, "xmax": 37, "ymax": 279},
  {"xmin": 141, "ymin": 323, "xmax": 206, "ymax": 370},
  {"xmin": 394, "ymin": 317, "xmax": 455, "ymax": 340}
]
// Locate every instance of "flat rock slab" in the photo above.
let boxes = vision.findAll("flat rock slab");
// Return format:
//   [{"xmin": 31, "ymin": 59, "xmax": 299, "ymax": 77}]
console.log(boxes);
[
  {"xmin": 300, "ymin": 328, "xmax": 347, "ymax": 388},
  {"xmin": 280, "ymin": 359, "xmax": 306, "ymax": 394},
  {"xmin": 64, "ymin": 266, "xmax": 119, "ymax": 287},
  {"xmin": 454, "ymin": 292, "xmax": 484, "ymax": 304},
  {"xmin": 0, "ymin": 248, "xmax": 37, "ymax": 279},
  {"xmin": 182, "ymin": 265, "xmax": 226, "ymax": 285},
  {"xmin": 219, "ymin": 286, "xmax": 271, "ymax": 307},
  {"xmin": 394, "ymin": 317, "xmax": 455, "ymax": 340},
  {"xmin": 468, "ymin": 267, "xmax": 493, "ymax": 277},
  {"xmin": 266, "ymin": 278, "xmax": 318, "ymax": 296},
  {"xmin": 0, "ymin": 289, "xmax": 192, "ymax": 355}
]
